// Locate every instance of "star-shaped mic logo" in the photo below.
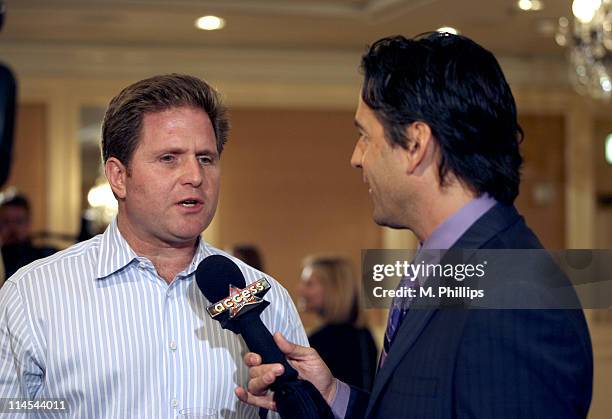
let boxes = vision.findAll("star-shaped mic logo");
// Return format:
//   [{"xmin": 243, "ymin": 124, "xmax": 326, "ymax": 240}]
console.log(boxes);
[
  {"xmin": 207, "ymin": 278, "xmax": 271, "ymax": 319},
  {"xmin": 227, "ymin": 283, "xmax": 263, "ymax": 318}
]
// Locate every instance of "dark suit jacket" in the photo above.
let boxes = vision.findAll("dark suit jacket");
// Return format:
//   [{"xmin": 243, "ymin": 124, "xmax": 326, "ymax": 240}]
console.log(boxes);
[
  {"xmin": 347, "ymin": 204, "xmax": 593, "ymax": 419},
  {"xmin": 309, "ymin": 323, "xmax": 377, "ymax": 391}
]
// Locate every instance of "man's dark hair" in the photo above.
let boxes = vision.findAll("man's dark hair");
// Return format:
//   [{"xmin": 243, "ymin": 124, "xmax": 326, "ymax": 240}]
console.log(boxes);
[
  {"xmin": 102, "ymin": 74, "xmax": 229, "ymax": 167},
  {"xmin": 360, "ymin": 33, "xmax": 523, "ymax": 204}
]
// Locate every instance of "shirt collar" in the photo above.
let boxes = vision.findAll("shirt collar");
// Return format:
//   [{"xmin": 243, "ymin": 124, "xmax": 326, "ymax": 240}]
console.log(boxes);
[
  {"xmin": 96, "ymin": 217, "xmax": 214, "ymax": 280},
  {"xmin": 96, "ymin": 218, "xmax": 138, "ymax": 279},
  {"xmin": 182, "ymin": 238, "xmax": 213, "ymax": 277},
  {"xmin": 421, "ymin": 194, "xmax": 497, "ymax": 251}
]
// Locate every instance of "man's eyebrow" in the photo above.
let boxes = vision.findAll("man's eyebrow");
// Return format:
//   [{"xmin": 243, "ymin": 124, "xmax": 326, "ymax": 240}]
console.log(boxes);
[
  {"xmin": 156, "ymin": 147, "xmax": 185, "ymax": 154},
  {"xmin": 354, "ymin": 120, "xmax": 365, "ymax": 131},
  {"xmin": 197, "ymin": 149, "xmax": 219, "ymax": 157},
  {"xmin": 154, "ymin": 147, "xmax": 218, "ymax": 157}
]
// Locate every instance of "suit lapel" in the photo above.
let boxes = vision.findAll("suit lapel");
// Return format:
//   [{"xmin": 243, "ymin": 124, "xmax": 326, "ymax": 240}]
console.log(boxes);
[
  {"xmin": 366, "ymin": 204, "xmax": 522, "ymax": 417},
  {"xmin": 366, "ymin": 305, "xmax": 437, "ymax": 417}
]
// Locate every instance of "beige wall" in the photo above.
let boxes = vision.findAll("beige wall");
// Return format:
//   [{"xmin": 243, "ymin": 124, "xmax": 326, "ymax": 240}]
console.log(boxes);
[
  {"xmin": 218, "ymin": 111, "xmax": 569, "ymax": 277},
  {"xmin": 516, "ymin": 115, "xmax": 566, "ymax": 248},
  {"xmin": 217, "ymin": 108, "xmax": 382, "ymax": 329},
  {"xmin": 3, "ymin": 103, "xmax": 47, "ymax": 235},
  {"xmin": 213, "ymin": 109, "xmax": 573, "ymax": 331}
]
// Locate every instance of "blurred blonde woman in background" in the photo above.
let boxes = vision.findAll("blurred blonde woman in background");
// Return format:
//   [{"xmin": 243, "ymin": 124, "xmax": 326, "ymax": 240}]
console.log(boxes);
[{"xmin": 299, "ymin": 255, "xmax": 377, "ymax": 391}]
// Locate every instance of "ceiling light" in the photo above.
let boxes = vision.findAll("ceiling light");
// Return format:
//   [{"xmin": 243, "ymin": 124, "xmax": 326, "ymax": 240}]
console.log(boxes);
[
  {"xmin": 195, "ymin": 15, "xmax": 225, "ymax": 31},
  {"xmin": 437, "ymin": 27, "xmax": 458, "ymax": 35},
  {"xmin": 518, "ymin": 0, "xmax": 544, "ymax": 11},
  {"xmin": 606, "ymin": 134, "xmax": 612, "ymax": 164},
  {"xmin": 572, "ymin": 0, "xmax": 601, "ymax": 23}
]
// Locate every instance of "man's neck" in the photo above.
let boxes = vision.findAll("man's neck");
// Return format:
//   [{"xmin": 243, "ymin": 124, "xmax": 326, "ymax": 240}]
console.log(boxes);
[
  {"xmin": 411, "ymin": 184, "xmax": 477, "ymax": 243},
  {"xmin": 116, "ymin": 215, "xmax": 197, "ymax": 284}
]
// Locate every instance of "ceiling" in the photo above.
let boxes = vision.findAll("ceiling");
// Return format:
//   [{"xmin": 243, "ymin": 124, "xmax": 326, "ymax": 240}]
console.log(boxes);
[
  {"xmin": 2, "ymin": 0, "xmax": 572, "ymax": 58},
  {"xmin": 0, "ymin": 0, "xmax": 581, "ymax": 108}
]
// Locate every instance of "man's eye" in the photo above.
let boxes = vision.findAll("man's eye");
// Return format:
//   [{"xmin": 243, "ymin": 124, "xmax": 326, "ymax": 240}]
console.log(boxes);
[
  {"xmin": 198, "ymin": 156, "xmax": 213, "ymax": 165},
  {"xmin": 160, "ymin": 155, "xmax": 176, "ymax": 163}
]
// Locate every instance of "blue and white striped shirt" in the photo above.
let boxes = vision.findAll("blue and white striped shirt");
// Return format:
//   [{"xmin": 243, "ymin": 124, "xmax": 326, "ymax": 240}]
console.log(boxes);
[{"xmin": 0, "ymin": 219, "xmax": 308, "ymax": 418}]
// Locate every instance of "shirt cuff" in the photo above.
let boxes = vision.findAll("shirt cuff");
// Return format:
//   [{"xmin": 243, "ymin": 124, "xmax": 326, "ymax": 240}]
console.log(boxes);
[{"xmin": 329, "ymin": 379, "xmax": 350, "ymax": 419}]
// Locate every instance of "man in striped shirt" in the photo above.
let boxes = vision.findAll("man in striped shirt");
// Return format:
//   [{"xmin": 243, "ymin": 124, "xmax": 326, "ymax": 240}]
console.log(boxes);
[{"xmin": 0, "ymin": 74, "xmax": 308, "ymax": 418}]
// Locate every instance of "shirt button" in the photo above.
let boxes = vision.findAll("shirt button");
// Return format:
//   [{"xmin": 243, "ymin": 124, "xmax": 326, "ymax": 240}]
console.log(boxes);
[
  {"xmin": 171, "ymin": 399, "xmax": 179, "ymax": 408},
  {"xmin": 169, "ymin": 340, "xmax": 177, "ymax": 351},
  {"xmin": 138, "ymin": 262, "xmax": 146, "ymax": 270}
]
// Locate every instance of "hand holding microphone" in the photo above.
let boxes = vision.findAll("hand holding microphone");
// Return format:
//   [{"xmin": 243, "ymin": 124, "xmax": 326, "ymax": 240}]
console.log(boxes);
[
  {"xmin": 196, "ymin": 255, "xmax": 335, "ymax": 418},
  {"xmin": 236, "ymin": 332, "xmax": 336, "ymax": 411}
]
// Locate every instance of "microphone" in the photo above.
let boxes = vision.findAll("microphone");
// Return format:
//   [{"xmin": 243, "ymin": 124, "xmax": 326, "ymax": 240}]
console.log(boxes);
[
  {"xmin": 196, "ymin": 255, "xmax": 334, "ymax": 419},
  {"xmin": 196, "ymin": 254, "xmax": 298, "ymax": 386}
]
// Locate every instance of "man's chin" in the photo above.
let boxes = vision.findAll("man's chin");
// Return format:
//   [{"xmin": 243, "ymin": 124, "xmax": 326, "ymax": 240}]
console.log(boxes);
[
  {"xmin": 174, "ymin": 217, "xmax": 212, "ymax": 237},
  {"xmin": 373, "ymin": 213, "xmax": 405, "ymax": 230},
  {"xmin": 166, "ymin": 234, "xmax": 200, "ymax": 246},
  {"xmin": 168, "ymin": 226, "xmax": 207, "ymax": 245}
]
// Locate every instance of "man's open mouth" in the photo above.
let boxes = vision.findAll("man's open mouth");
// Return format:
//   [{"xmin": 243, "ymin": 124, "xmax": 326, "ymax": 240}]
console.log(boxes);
[{"xmin": 178, "ymin": 199, "xmax": 202, "ymax": 207}]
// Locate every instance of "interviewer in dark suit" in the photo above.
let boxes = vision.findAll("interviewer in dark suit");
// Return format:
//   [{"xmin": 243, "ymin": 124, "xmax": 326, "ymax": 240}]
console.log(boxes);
[{"xmin": 235, "ymin": 32, "xmax": 593, "ymax": 418}]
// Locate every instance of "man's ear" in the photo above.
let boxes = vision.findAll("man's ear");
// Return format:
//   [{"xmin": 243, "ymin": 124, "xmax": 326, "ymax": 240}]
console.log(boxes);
[
  {"xmin": 403, "ymin": 121, "xmax": 434, "ymax": 174},
  {"xmin": 105, "ymin": 157, "xmax": 128, "ymax": 200}
]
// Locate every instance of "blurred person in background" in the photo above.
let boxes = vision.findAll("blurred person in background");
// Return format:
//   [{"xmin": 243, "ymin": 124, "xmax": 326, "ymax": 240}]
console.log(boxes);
[
  {"xmin": 299, "ymin": 255, "xmax": 377, "ymax": 391},
  {"xmin": 230, "ymin": 243, "xmax": 265, "ymax": 272},
  {"xmin": 0, "ymin": 193, "xmax": 57, "ymax": 278}
]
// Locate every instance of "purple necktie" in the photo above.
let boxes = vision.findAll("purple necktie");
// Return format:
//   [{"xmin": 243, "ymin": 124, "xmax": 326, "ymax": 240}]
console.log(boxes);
[{"xmin": 379, "ymin": 274, "xmax": 419, "ymax": 368}]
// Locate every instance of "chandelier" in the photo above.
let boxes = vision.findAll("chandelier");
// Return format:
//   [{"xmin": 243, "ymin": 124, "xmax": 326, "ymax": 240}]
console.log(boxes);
[{"xmin": 556, "ymin": 0, "xmax": 612, "ymax": 99}]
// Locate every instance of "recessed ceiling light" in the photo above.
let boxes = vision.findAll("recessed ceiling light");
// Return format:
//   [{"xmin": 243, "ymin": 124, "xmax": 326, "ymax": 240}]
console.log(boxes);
[
  {"xmin": 518, "ymin": 0, "xmax": 544, "ymax": 11},
  {"xmin": 437, "ymin": 26, "xmax": 459, "ymax": 35},
  {"xmin": 195, "ymin": 15, "xmax": 225, "ymax": 31}
]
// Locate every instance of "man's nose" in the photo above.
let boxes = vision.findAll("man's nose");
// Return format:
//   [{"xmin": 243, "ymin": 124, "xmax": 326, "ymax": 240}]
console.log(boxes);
[
  {"xmin": 350, "ymin": 142, "xmax": 363, "ymax": 169},
  {"xmin": 181, "ymin": 157, "xmax": 204, "ymax": 187}
]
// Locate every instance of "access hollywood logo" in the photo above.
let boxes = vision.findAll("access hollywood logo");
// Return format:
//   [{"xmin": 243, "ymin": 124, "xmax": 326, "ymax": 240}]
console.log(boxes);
[{"xmin": 206, "ymin": 278, "xmax": 271, "ymax": 319}]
